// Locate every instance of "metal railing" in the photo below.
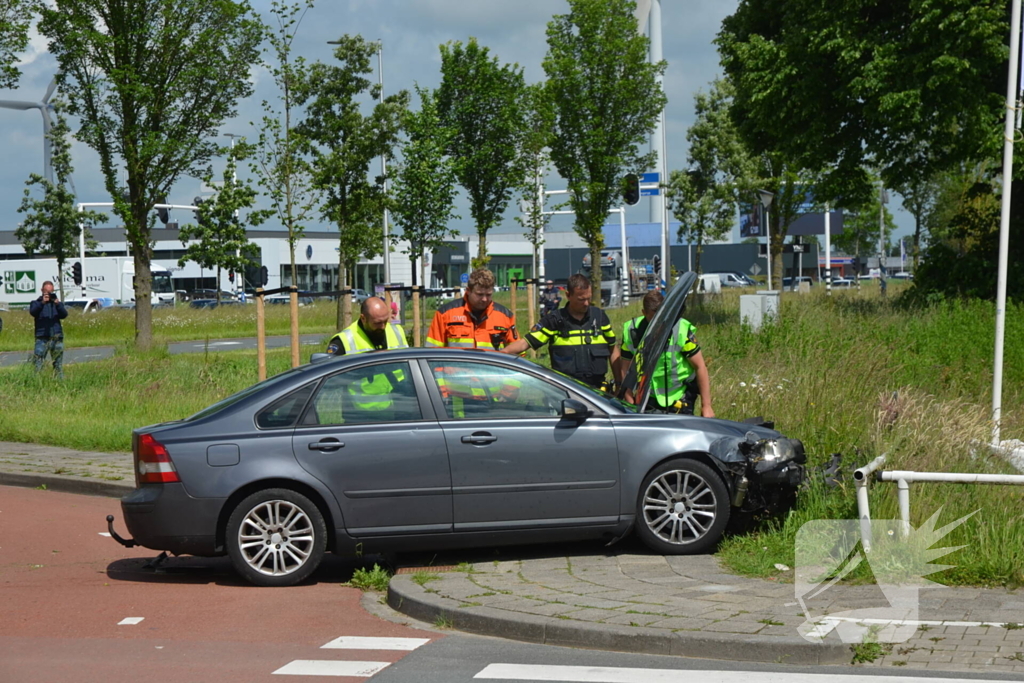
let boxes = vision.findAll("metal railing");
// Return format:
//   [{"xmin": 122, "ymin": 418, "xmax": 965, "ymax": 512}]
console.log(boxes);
[{"xmin": 854, "ymin": 452, "xmax": 1024, "ymax": 551}]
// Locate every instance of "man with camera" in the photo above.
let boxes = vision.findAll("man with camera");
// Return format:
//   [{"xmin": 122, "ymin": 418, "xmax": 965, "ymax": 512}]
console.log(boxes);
[{"xmin": 29, "ymin": 280, "xmax": 68, "ymax": 379}]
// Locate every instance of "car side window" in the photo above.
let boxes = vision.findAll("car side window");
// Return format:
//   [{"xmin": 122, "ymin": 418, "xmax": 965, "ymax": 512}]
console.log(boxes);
[
  {"xmin": 429, "ymin": 362, "xmax": 568, "ymax": 420},
  {"xmin": 303, "ymin": 361, "xmax": 421, "ymax": 426},
  {"xmin": 255, "ymin": 383, "xmax": 317, "ymax": 429}
]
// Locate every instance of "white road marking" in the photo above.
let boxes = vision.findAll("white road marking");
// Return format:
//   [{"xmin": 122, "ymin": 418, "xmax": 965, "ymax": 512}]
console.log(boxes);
[
  {"xmin": 320, "ymin": 636, "xmax": 430, "ymax": 651},
  {"xmin": 117, "ymin": 617, "xmax": 144, "ymax": 625},
  {"xmin": 273, "ymin": 660, "xmax": 390, "ymax": 677},
  {"xmin": 206, "ymin": 341, "xmax": 243, "ymax": 346},
  {"xmin": 98, "ymin": 532, "xmax": 111, "ymax": 537},
  {"xmin": 474, "ymin": 665, "xmax": 1012, "ymax": 683}
]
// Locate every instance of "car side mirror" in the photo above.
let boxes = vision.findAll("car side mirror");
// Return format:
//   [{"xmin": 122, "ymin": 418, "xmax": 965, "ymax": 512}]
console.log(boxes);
[
  {"xmin": 309, "ymin": 353, "xmax": 333, "ymax": 365},
  {"xmin": 561, "ymin": 398, "xmax": 591, "ymax": 421}
]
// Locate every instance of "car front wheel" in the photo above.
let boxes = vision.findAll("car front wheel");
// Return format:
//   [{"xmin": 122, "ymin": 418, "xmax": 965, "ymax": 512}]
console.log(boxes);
[
  {"xmin": 635, "ymin": 459, "xmax": 730, "ymax": 555},
  {"xmin": 226, "ymin": 488, "xmax": 327, "ymax": 587}
]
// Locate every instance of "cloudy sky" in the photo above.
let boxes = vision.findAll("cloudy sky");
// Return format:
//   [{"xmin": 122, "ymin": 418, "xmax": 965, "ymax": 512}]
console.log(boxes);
[{"xmin": 0, "ymin": 0, "xmax": 914, "ymax": 243}]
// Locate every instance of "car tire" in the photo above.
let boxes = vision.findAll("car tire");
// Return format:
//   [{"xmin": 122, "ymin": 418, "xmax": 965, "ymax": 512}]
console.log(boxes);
[
  {"xmin": 226, "ymin": 488, "xmax": 327, "ymax": 587},
  {"xmin": 635, "ymin": 458, "xmax": 730, "ymax": 555}
]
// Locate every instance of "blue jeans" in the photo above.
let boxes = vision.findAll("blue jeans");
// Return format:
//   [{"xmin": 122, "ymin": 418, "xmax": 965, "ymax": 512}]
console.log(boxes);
[{"xmin": 33, "ymin": 336, "xmax": 64, "ymax": 378}]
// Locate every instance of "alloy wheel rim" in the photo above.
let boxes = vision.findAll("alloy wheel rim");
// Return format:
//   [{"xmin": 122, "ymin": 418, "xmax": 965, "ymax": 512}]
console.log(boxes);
[
  {"xmin": 238, "ymin": 500, "xmax": 315, "ymax": 576},
  {"xmin": 642, "ymin": 470, "xmax": 718, "ymax": 545}
]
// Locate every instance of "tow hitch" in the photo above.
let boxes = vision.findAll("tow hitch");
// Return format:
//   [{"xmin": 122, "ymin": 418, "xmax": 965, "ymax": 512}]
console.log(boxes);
[{"xmin": 105, "ymin": 514, "xmax": 137, "ymax": 548}]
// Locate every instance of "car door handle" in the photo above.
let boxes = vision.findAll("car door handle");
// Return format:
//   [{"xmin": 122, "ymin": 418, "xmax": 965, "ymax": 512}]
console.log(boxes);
[
  {"xmin": 308, "ymin": 439, "xmax": 344, "ymax": 452},
  {"xmin": 461, "ymin": 432, "xmax": 497, "ymax": 445}
]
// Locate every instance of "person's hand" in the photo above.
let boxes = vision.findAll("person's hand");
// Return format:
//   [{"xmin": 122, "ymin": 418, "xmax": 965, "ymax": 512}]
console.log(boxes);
[{"xmin": 701, "ymin": 406, "xmax": 716, "ymax": 419}]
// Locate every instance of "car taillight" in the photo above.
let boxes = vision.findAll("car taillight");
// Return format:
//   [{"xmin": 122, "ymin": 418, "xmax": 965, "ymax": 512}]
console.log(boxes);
[{"xmin": 135, "ymin": 433, "xmax": 181, "ymax": 484}]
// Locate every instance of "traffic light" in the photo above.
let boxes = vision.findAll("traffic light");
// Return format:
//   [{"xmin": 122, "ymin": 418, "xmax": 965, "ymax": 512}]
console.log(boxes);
[
  {"xmin": 259, "ymin": 265, "xmax": 269, "ymax": 287},
  {"xmin": 228, "ymin": 271, "xmax": 235, "ymax": 284},
  {"xmin": 72, "ymin": 261, "xmax": 82, "ymax": 286},
  {"xmin": 622, "ymin": 173, "xmax": 640, "ymax": 206},
  {"xmin": 192, "ymin": 196, "xmax": 208, "ymax": 227},
  {"xmin": 852, "ymin": 256, "xmax": 861, "ymax": 274},
  {"xmin": 653, "ymin": 254, "xmax": 661, "ymax": 274}
]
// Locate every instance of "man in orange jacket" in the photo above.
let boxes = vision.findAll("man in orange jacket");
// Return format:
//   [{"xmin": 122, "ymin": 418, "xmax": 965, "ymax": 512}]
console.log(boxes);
[{"xmin": 426, "ymin": 268, "xmax": 518, "ymax": 351}]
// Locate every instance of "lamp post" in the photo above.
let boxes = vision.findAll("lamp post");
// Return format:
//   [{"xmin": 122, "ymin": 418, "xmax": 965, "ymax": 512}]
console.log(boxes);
[{"xmin": 758, "ymin": 190, "xmax": 774, "ymax": 290}]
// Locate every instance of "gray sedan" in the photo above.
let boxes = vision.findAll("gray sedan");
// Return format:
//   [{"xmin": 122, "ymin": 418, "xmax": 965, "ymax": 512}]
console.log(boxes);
[{"xmin": 110, "ymin": 276, "xmax": 806, "ymax": 587}]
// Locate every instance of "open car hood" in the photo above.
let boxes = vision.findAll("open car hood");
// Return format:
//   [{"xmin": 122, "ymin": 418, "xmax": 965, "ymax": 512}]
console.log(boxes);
[{"xmin": 621, "ymin": 271, "xmax": 697, "ymax": 412}]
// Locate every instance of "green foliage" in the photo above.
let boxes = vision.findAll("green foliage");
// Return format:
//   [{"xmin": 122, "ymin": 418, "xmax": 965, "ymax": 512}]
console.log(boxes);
[
  {"xmin": 411, "ymin": 571, "xmax": 440, "ymax": 587},
  {"xmin": 296, "ymin": 34, "xmax": 409, "ymax": 329},
  {"xmin": 668, "ymin": 80, "xmax": 745, "ymax": 274},
  {"xmin": 345, "ymin": 563, "xmax": 392, "ymax": 591},
  {"xmin": 543, "ymin": 0, "xmax": 666, "ymax": 293},
  {"xmin": 717, "ymin": 0, "xmax": 1006, "ymax": 200},
  {"xmin": 0, "ymin": 0, "xmax": 32, "ymax": 88},
  {"xmin": 37, "ymin": 0, "xmax": 264, "ymax": 350},
  {"xmin": 392, "ymin": 87, "xmax": 460, "ymax": 286},
  {"xmin": 832, "ymin": 178, "xmax": 897, "ymax": 262},
  {"xmin": 436, "ymin": 38, "xmax": 529, "ymax": 268},
  {"xmin": 16, "ymin": 104, "xmax": 105, "ymax": 300},
  {"xmin": 253, "ymin": 0, "xmax": 318, "ymax": 288},
  {"xmin": 178, "ymin": 142, "xmax": 267, "ymax": 298}
]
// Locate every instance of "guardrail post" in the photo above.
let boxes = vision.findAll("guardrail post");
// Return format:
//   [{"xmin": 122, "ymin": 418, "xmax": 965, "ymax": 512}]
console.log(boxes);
[
  {"xmin": 897, "ymin": 478, "xmax": 911, "ymax": 539},
  {"xmin": 853, "ymin": 454, "xmax": 887, "ymax": 553},
  {"xmin": 412, "ymin": 285, "xmax": 421, "ymax": 347},
  {"xmin": 289, "ymin": 286, "xmax": 300, "ymax": 368}
]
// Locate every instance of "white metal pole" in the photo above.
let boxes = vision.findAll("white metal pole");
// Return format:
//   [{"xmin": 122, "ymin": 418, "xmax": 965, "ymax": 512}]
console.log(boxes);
[
  {"xmin": 650, "ymin": 0, "xmax": 669, "ymax": 287},
  {"xmin": 619, "ymin": 207, "xmax": 629, "ymax": 299},
  {"xmin": 879, "ymin": 183, "xmax": 885, "ymax": 277},
  {"xmin": 379, "ymin": 41, "xmax": 391, "ymax": 285},
  {"xmin": 824, "ymin": 203, "xmax": 832, "ymax": 296},
  {"xmin": 993, "ymin": 0, "xmax": 1022, "ymax": 446},
  {"xmin": 78, "ymin": 204, "xmax": 87, "ymax": 299},
  {"xmin": 537, "ymin": 179, "xmax": 546, "ymax": 280}
]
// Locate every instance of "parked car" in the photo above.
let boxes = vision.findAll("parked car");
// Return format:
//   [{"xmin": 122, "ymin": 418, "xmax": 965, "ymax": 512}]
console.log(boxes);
[
  {"xmin": 707, "ymin": 271, "xmax": 756, "ymax": 288},
  {"xmin": 189, "ymin": 298, "xmax": 243, "ymax": 310},
  {"xmin": 191, "ymin": 289, "xmax": 238, "ymax": 302},
  {"xmin": 108, "ymin": 273, "xmax": 806, "ymax": 587},
  {"xmin": 830, "ymin": 277, "xmax": 855, "ymax": 288},
  {"xmin": 351, "ymin": 289, "xmax": 370, "ymax": 304},
  {"xmin": 781, "ymin": 276, "xmax": 814, "ymax": 290},
  {"xmin": 265, "ymin": 294, "xmax": 314, "ymax": 306}
]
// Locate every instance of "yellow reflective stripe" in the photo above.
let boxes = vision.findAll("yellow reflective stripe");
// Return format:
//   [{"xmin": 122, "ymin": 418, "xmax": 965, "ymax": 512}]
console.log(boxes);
[
  {"xmin": 447, "ymin": 339, "xmax": 476, "ymax": 348},
  {"xmin": 425, "ymin": 337, "xmax": 445, "ymax": 347},
  {"xmin": 550, "ymin": 336, "xmax": 609, "ymax": 346}
]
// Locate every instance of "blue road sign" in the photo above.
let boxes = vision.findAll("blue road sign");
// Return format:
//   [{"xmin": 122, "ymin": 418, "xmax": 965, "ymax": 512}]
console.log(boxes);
[
  {"xmin": 460, "ymin": 272, "xmax": 469, "ymax": 285},
  {"xmin": 640, "ymin": 187, "xmax": 660, "ymax": 197},
  {"xmin": 641, "ymin": 172, "xmax": 660, "ymax": 183}
]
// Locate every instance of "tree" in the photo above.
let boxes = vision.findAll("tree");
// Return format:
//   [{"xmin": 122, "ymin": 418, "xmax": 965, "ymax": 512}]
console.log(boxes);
[
  {"xmin": 391, "ymin": 87, "xmax": 459, "ymax": 290},
  {"xmin": 16, "ymin": 104, "xmax": 105, "ymax": 300},
  {"xmin": 514, "ymin": 84, "xmax": 555, "ymax": 282},
  {"xmin": 716, "ymin": 0, "xmax": 1006, "ymax": 201},
  {"xmin": 894, "ymin": 172, "xmax": 941, "ymax": 271},
  {"xmin": 178, "ymin": 142, "xmax": 267, "ymax": 302},
  {"xmin": 543, "ymin": 0, "xmax": 666, "ymax": 294},
  {"xmin": 38, "ymin": 0, "xmax": 263, "ymax": 349},
  {"xmin": 667, "ymin": 79, "xmax": 750, "ymax": 275},
  {"xmin": 0, "ymin": 0, "xmax": 32, "ymax": 89},
  {"xmin": 296, "ymin": 34, "xmax": 409, "ymax": 330},
  {"xmin": 436, "ymin": 38, "xmax": 529, "ymax": 268},
  {"xmin": 253, "ymin": 0, "xmax": 318, "ymax": 291},
  {"xmin": 833, "ymin": 178, "xmax": 896, "ymax": 265}
]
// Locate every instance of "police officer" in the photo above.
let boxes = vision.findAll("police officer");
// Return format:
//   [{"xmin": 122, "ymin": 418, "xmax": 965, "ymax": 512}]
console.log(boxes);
[
  {"xmin": 326, "ymin": 296, "xmax": 408, "ymax": 356},
  {"xmin": 502, "ymin": 273, "xmax": 619, "ymax": 389},
  {"xmin": 615, "ymin": 290, "xmax": 714, "ymax": 417}
]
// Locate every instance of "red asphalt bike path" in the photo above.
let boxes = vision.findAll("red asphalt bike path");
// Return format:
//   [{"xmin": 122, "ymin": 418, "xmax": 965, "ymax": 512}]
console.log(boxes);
[{"xmin": 0, "ymin": 486, "xmax": 440, "ymax": 683}]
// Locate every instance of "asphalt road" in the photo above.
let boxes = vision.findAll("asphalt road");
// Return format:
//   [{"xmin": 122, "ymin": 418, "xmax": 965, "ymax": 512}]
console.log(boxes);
[
  {"xmin": 0, "ymin": 333, "xmax": 327, "ymax": 367},
  {"xmin": 3, "ymin": 486, "xmax": 1021, "ymax": 683}
]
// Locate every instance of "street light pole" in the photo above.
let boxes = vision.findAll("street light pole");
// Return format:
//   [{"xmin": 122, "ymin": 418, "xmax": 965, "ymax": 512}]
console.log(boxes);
[
  {"xmin": 377, "ymin": 40, "xmax": 391, "ymax": 285},
  {"xmin": 759, "ymin": 190, "xmax": 774, "ymax": 290}
]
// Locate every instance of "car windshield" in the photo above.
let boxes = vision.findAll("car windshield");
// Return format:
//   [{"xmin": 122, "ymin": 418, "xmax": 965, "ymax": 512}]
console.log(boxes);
[
  {"xmin": 185, "ymin": 366, "xmax": 311, "ymax": 421},
  {"xmin": 554, "ymin": 370, "xmax": 638, "ymax": 413}
]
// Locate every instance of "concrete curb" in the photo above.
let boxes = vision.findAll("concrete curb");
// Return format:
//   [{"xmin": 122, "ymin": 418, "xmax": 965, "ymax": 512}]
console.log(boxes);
[
  {"xmin": 387, "ymin": 575, "xmax": 851, "ymax": 666},
  {"xmin": 0, "ymin": 471, "xmax": 131, "ymax": 499}
]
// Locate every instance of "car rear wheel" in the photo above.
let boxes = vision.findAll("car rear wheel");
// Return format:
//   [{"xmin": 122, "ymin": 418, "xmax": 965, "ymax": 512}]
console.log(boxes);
[
  {"xmin": 226, "ymin": 488, "xmax": 327, "ymax": 587},
  {"xmin": 635, "ymin": 459, "xmax": 730, "ymax": 555}
]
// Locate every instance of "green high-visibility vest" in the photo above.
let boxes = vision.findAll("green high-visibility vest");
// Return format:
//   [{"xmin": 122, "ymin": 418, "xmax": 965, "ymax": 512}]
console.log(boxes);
[
  {"xmin": 629, "ymin": 315, "xmax": 699, "ymax": 408},
  {"xmin": 329, "ymin": 320, "xmax": 408, "ymax": 355}
]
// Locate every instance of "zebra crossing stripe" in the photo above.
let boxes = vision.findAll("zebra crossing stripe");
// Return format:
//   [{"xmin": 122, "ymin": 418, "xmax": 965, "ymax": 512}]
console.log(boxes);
[
  {"xmin": 273, "ymin": 660, "xmax": 390, "ymax": 677},
  {"xmin": 320, "ymin": 636, "xmax": 431, "ymax": 651}
]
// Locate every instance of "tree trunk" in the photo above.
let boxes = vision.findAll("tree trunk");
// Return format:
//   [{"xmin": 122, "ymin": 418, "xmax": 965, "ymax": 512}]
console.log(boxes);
[
  {"xmin": 134, "ymin": 249, "xmax": 153, "ymax": 352},
  {"xmin": 289, "ymin": 240, "xmax": 297, "ymax": 290},
  {"xmin": 769, "ymin": 225, "xmax": 783, "ymax": 291},
  {"xmin": 337, "ymin": 252, "xmax": 348, "ymax": 331},
  {"xmin": 57, "ymin": 258, "xmax": 65, "ymax": 300},
  {"xmin": 588, "ymin": 241, "xmax": 602, "ymax": 301},
  {"xmin": 912, "ymin": 211, "xmax": 922, "ymax": 272},
  {"xmin": 216, "ymin": 267, "xmax": 222, "ymax": 302},
  {"xmin": 694, "ymin": 235, "xmax": 703, "ymax": 276},
  {"xmin": 475, "ymin": 229, "xmax": 488, "ymax": 268}
]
